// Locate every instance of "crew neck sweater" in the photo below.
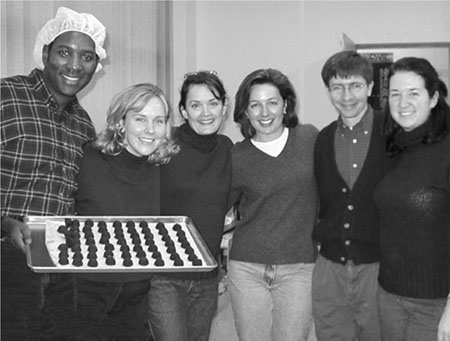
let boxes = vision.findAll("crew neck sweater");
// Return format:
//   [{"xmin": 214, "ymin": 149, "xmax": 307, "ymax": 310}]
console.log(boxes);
[
  {"xmin": 313, "ymin": 110, "xmax": 390, "ymax": 265},
  {"xmin": 374, "ymin": 126, "xmax": 449, "ymax": 299},
  {"xmin": 75, "ymin": 144, "xmax": 160, "ymax": 282},
  {"xmin": 160, "ymin": 124, "xmax": 233, "ymax": 279},
  {"xmin": 229, "ymin": 124, "xmax": 318, "ymax": 265}
]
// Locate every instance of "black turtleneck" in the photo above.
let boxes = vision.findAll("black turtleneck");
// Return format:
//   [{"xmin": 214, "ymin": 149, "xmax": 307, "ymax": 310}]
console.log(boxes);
[
  {"xmin": 396, "ymin": 119, "xmax": 434, "ymax": 150},
  {"xmin": 160, "ymin": 123, "xmax": 233, "ymax": 279},
  {"xmin": 177, "ymin": 122, "xmax": 219, "ymax": 152},
  {"xmin": 76, "ymin": 144, "xmax": 160, "ymax": 216},
  {"xmin": 374, "ymin": 123, "xmax": 449, "ymax": 299},
  {"xmin": 75, "ymin": 144, "xmax": 161, "ymax": 282}
]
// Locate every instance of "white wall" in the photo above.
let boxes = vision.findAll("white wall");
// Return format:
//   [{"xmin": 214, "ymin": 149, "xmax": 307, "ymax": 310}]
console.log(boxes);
[
  {"xmin": 3, "ymin": 1, "xmax": 449, "ymax": 140},
  {"xmin": 1, "ymin": 1, "xmax": 169, "ymax": 133},
  {"xmin": 172, "ymin": 1, "xmax": 450, "ymax": 142}
]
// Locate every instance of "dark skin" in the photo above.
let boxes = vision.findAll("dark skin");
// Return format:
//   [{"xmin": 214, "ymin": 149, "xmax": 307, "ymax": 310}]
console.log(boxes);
[
  {"xmin": 1, "ymin": 31, "xmax": 99, "ymax": 252},
  {"xmin": 41, "ymin": 31, "xmax": 98, "ymax": 110}
]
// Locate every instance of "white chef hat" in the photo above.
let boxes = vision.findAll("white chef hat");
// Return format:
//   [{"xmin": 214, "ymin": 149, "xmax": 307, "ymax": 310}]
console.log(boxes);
[{"xmin": 33, "ymin": 7, "xmax": 107, "ymax": 73}]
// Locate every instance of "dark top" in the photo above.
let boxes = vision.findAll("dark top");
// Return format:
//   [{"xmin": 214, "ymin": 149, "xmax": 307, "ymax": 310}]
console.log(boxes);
[
  {"xmin": 229, "ymin": 125, "xmax": 319, "ymax": 264},
  {"xmin": 159, "ymin": 124, "xmax": 233, "ymax": 280},
  {"xmin": 313, "ymin": 109, "xmax": 391, "ymax": 265},
  {"xmin": 374, "ymin": 124, "xmax": 449, "ymax": 299},
  {"xmin": 75, "ymin": 144, "xmax": 160, "ymax": 282}
]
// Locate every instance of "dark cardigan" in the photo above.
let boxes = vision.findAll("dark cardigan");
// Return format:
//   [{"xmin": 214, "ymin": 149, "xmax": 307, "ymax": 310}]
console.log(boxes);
[{"xmin": 313, "ymin": 110, "xmax": 390, "ymax": 265}]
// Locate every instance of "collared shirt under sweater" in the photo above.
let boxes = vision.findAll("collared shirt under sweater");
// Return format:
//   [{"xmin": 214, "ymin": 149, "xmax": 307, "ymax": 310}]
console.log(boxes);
[{"xmin": 313, "ymin": 108, "xmax": 390, "ymax": 265}]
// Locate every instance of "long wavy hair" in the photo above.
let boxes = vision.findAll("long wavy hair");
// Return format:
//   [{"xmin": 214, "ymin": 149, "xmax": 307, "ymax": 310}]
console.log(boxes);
[
  {"xmin": 383, "ymin": 57, "xmax": 449, "ymax": 156},
  {"xmin": 93, "ymin": 83, "xmax": 179, "ymax": 164}
]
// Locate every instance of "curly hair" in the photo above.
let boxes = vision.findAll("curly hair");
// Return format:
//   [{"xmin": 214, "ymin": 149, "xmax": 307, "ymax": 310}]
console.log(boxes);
[{"xmin": 93, "ymin": 83, "xmax": 179, "ymax": 165}]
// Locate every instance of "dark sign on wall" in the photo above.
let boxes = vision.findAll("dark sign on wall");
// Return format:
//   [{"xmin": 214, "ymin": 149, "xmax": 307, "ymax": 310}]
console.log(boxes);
[{"xmin": 361, "ymin": 53, "xmax": 394, "ymax": 111}]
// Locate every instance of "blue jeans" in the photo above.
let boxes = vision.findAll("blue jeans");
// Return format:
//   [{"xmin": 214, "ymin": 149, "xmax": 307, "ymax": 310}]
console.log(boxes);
[
  {"xmin": 311, "ymin": 255, "xmax": 381, "ymax": 341},
  {"xmin": 74, "ymin": 277, "xmax": 150, "ymax": 340},
  {"xmin": 228, "ymin": 260, "xmax": 315, "ymax": 341},
  {"xmin": 148, "ymin": 275, "xmax": 219, "ymax": 341},
  {"xmin": 377, "ymin": 285, "xmax": 446, "ymax": 341}
]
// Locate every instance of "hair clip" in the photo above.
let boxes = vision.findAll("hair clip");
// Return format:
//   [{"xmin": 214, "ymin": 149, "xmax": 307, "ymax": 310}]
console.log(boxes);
[{"xmin": 183, "ymin": 70, "xmax": 218, "ymax": 79}]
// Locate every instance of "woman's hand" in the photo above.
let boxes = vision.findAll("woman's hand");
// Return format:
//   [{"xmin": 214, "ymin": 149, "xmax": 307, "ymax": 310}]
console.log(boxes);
[
  {"xmin": 438, "ymin": 298, "xmax": 450, "ymax": 341},
  {"xmin": 2, "ymin": 216, "xmax": 31, "ymax": 253}
]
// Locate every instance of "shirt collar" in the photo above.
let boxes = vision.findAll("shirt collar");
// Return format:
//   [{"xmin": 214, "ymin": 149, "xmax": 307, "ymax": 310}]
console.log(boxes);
[
  {"xmin": 337, "ymin": 105, "xmax": 373, "ymax": 136},
  {"xmin": 29, "ymin": 68, "xmax": 79, "ymax": 112}
]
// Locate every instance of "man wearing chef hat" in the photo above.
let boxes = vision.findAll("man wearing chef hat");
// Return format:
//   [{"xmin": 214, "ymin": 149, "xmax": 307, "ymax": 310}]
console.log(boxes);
[{"xmin": 1, "ymin": 7, "xmax": 107, "ymax": 339}]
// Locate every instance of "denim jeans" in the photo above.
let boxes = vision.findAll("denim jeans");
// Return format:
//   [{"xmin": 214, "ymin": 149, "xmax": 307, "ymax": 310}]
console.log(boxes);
[
  {"xmin": 74, "ymin": 277, "xmax": 150, "ymax": 340},
  {"xmin": 377, "ymin": 285, "xmax": 446, "ymax": 341},
  {"xmin": 228, "ymin": 260, "xmax": 315, "ymax": 341},
  {"xmin": 311, "ymin": 255, "xmax": 381, "ymax": 341},
  {"xmin": 148, "ymin": 275, "xmax": 219, "ymax": 341}
]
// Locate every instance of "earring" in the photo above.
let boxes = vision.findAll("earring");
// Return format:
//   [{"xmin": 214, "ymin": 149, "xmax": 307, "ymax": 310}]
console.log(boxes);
[{"xmin": 113, "ymin": 126, "xmax": 125, "ymax": 142}]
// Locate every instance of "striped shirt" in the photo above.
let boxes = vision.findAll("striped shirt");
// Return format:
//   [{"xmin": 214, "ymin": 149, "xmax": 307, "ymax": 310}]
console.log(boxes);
[{"xmin": 1, "ymin": 68, "xmax": 95, "ymax": 217}]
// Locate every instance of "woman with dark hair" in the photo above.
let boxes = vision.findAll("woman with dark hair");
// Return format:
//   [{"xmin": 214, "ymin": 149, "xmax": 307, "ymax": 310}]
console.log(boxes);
[
  {"xmin": 228, "ymin": 68, "xmax": 318, "ymax": 340},
  {"xmin": 74, "ymin": 83, "xmax": 178, "ymax": 340},
  {"xmin": 148, "ymin": 71, "xmax": 233, "ymax": 341},
  {"xmin": 373, "ymin": 57, "xmax": 450, "ymax": 341}
]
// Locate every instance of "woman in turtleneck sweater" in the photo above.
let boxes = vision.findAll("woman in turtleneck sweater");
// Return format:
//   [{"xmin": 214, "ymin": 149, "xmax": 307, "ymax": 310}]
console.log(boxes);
[
  {"xmin": 148, "ymin": 71, "xmax": 232, "ymax": 341},
  {"xmin": 74, "ymin": 83, "xmax": 178, "ymax": 340},
  {"xmin": 373, "ymin": 57, "xmax": 450, "ymax": 341}
]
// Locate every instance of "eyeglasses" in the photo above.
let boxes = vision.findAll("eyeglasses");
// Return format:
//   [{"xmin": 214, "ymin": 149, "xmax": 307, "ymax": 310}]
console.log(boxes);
[
  {"xmin": 183, "ymin": 70, "xmax": 218, "ymax": 79},
  {"xmin": 329, "ymin": 82, "xmax": 367, "ymax": 95}
]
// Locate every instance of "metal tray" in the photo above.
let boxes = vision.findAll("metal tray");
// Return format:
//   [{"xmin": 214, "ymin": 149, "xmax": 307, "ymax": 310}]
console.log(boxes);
[{"xmin": 25, "ymin": 215, "xmax": 217, "ymax": 273}]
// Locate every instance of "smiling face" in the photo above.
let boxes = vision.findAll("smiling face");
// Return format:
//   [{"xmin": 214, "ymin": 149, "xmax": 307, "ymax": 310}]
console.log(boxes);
[
  {"xmin": 328, "ymin": 75, "xmax": 373, "ymax": 127},
  {"xmin": 121, "ymin": 97, "xmax": 168, "ymax": 157},
  {"xmin": 246, "ymin": 83, "xmax": 286, "ymax": 142},
  {"xmin": 181, "ymin": 84, "xmax": 226, "ymax": 135},
  {"xmin": 42, "ymin": 31, "xmax": 98, "ymax": 109},
  {"xmin": 388, "ymin": 71, "xmax": 438, "ymax": 132}
]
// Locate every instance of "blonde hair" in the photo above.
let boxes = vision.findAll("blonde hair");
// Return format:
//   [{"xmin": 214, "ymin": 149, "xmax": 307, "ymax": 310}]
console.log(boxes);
[{"xmin": 93, "ymin": 83, "xmax": 179, "ymax": 164}]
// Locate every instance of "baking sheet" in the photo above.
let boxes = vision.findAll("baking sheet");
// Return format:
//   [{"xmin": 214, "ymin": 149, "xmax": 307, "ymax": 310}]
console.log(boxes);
[{"xmin": 25, "ymin": 215, "xmax": 217, "ymax": 273}]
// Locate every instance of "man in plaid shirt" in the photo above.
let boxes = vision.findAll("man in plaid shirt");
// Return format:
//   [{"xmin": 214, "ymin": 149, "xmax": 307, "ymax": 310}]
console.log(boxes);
[{"xmin": 1, "ymin": 7, "xmax": 107, "ymax": 339}]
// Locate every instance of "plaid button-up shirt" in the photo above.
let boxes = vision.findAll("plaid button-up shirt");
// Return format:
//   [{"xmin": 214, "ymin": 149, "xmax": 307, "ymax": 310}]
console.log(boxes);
[{"xmin": 1, "ymin": 68, "xmax": 96, "ymax": 217}]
